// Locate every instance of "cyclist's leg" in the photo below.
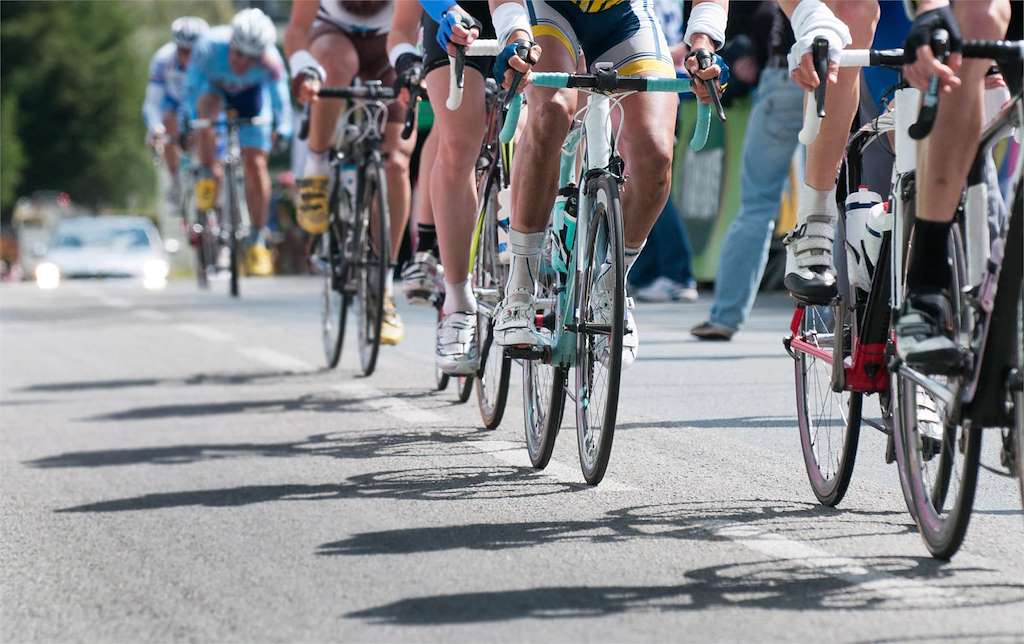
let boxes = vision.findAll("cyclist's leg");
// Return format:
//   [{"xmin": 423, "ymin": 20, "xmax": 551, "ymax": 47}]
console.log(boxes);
[
  {"xmin": 196, "ymin": 91, "xmax": 224, "ymax": 177},
  {"xmin": 785, "ymin": 0, "xmax": 879, "ymax": 302},
  {"xmin": 898, "ymin": 0, "xmax": 1011, "ymax": 368},
  {"xmin": 402, "ymin": 130, "xmax": 442, "ymax": 303},
  {"xmin": 161, "ymin": 110, "xmax": 181, "ymax": 178}
]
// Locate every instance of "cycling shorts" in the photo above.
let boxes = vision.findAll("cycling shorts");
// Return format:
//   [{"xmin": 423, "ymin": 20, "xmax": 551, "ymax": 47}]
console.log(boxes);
[
  {"xmin": 422, "ymin": 1, "xmax": 496, "ymax": 79},
  {"xmin": 215, "ymin": 84, "xmax": 274, "ymax": 151},
  {"xmin": 308, "ymin": 19, "xmax": 404, "ymax": 123},
  {"xmin": 526, "ymin": 0, "xmax": 674, "ymax": 77}
]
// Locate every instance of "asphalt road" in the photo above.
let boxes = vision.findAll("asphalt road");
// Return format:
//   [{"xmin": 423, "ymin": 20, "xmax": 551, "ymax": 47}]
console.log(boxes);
[{"xmin": 2, "ymin": 276, "xmax": 1022, "ymax": 643}]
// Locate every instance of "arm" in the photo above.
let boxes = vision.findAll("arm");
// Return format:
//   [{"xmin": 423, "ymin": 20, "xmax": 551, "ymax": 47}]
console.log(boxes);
[
  {"xmin": 185, "ymin": 40, "xmax": 212, "ymax": 121},
  {"xmin": 284, "ymin": 0, "xmax": 319, "ymax": 59},
  {"xmin": 777, "ymin": 0, "xmax": 852, "ymax": 90},
  {"xmin": 143, "ymin": 52, "xmax": 167, "ymax": 134},
  {"xmin": 267, "ymin": 49, "xmax": 294, "ymax": 139},
  {"xmin": 683, "ymin": 0, "xmax": 729, "ymax": 103},
  {"xmin": 489, "ymin": 0, "xmax": 541, "ymax": 88},
  {"xmin": 284, "ymin": 0, "xmax": 325, "ymax": 105}
]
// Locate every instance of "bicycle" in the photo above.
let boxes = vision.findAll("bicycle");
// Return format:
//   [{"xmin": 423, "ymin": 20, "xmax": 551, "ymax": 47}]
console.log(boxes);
[
  {"xmin": 502, "ymin": 63, "xmax": 717, "ymax": 485},
  {"xmin": 190, "ymin": 111, "xmax": 263, "ymax": 298},
  {"xmin": 785, "ymin": 36, "xmax": 1023, "ymax": 558},
  {"xmin": 299, "ymin": 82, "xmax": 393, "ymax": 376}
]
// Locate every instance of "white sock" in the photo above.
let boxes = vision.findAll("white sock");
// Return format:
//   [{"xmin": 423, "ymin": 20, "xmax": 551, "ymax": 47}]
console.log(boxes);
[
  {"xmin": 507, "ymin": 229, "xmax": 544, "ymax": 299},
  {"xmin": 443, "ymin": 278, "xmax": 476, "ymax": 315},
  {"xmin": 623, "ymin": 243, "xmax": 644, "ymax": 282},
  {"xmin": 384, "ymin": 269, "xmax": 394, "ymax": 297},
  {"xmin": 303, "ymin": 151, "xmax": 330, "ymax": 179},
  {"xmin": 798, "ymin": 184, "xmax": 837, "ymax": 222}
]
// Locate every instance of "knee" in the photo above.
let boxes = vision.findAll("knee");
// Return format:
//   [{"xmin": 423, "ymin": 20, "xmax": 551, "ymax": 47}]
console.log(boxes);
[
  {"xmin": 626, "ymin": 135, "xmax": 673, "ymax": 186},
  {"xmin": 957, "ymin": 0, "xmax": 1010, "ymax": 40},
  {"xmin": 312, "ymin": 39, "xmax": 357, "ymax": 85},
  {"xmin": 243, "ymin": 151, "xmax": 267, "ymax": 174},
  {"xmin": 833, "ymin": 0, "xmax": 879, "ymax": 47},
  {"xmin": 385, "ymin": 147, "xmax": 411, "ymax": 177},
  {"xmin": 436, "ymin": 130, "xmax": 479, "ymax": 176},
  {"xmin": 528, "ymin": 92, "xmax": 574, "ymax": 139}
]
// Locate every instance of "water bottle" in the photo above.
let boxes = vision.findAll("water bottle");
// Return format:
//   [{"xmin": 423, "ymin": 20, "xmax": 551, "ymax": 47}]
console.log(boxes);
[
  {"xmin": 551, "ymin": 187, "xmax": 577, "ymax": 275},
  {"xmin": 339, "ymin": 161, "xmax": 358, "ymax": 219},
  {"xmin": 844, "ymin": 187, "xmax": 886, "ymax": 292},
  {"xmin": 497, "ymin": 187, "xmax": 511, "ymax": 265}
]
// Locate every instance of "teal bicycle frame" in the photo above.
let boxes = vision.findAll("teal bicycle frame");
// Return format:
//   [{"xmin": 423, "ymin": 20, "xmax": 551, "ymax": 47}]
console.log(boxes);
[{"xmin": 503, "ymin": 72, "xmax": 710, "ymax": 367}]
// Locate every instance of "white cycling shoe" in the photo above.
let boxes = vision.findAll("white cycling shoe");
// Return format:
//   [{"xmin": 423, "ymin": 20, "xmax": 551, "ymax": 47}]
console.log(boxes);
[
  {"xmin": 401, "ymin": 251, "xmax": 442, "ymax": 305},
  {"xmin": 436, "ymin": 310, "xmax": 479, "ymax": 375},
  {"xmin": 592, "ymin": 267, "xmax": 639, "ymax": 369},
  {"xmin": 495, "ymin": 290, "xmax": 542, "ymax": 348}
]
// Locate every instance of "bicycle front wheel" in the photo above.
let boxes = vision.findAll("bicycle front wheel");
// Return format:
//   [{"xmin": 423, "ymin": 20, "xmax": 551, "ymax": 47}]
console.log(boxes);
[
  {"xmin": 793, "ymin": 303, "xmax": 862, "ymax": 506},
  {"xmin": 354, "ymin": 162, "xmax": 389, "ymax": 377},
  {"xmin": 225, "ymin": 163, "xmax": 241, "ymax": 298},
  {"xmin": 895, "ymin": 222, "xmax": 980, "ymax": 559},
  {"xmin": 321, "ymin": 229, "xmax": 349, "ymax": 368},
  {"xmin": 474, "ymin": 173, "xmax": 512, "ymax": 428},
  {"xmin": 574, "ymin": 175, "xmax": 624, "ymax": 486}
]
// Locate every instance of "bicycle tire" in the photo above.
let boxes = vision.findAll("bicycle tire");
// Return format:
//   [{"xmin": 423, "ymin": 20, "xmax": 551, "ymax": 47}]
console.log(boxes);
[
  {"xmin": 794, "ymin": 302, "xmax": 863, "ymax": 506},
  {"xmin": 524, "ymin": 361, "xmax": 567, "ymax": 469},
  {"xmin": 225, "ymin": 162, "xmax": 241, "ymax": 298},
  {"xmin": 474, "ymin": 171, "xmax": 512, "ymax": 428},
  {"xmin": 1016, "ymin": 280, "xmax": 1023, "ymax": 510},
  {"xmin": 895, "ymin": 222, "xmax": 980, "ymax": 559},
  {"xmin": 354, "ymin": 161, "xmax": 389, "ymax": 377},
  {"xmin": 321, "ymin": 229, "xmax": 349, "ymax": 368},
  {"xmin": 574, "ymin": 174, "xmax": 624, "ymax": 486},
  {"xmin": 457, "ymin": 375, "xmax": 474, "ymax": 403}
]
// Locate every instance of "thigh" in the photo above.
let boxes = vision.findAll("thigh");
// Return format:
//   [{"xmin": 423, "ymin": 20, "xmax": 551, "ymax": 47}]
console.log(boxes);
[
  {"xmin": 618, "ymin": 91, "xmax": 677, "ymax": 161},
  {"xmin": 309, "ymin": 23, "xmax": 359, "ymax": 83},
  {"xmin": 353, "ymin": 33, "xmax": 406, "ymax": 124},
  {"xmin": 424, "ymin": 67, "xmax": 487, "ymax": 151}
]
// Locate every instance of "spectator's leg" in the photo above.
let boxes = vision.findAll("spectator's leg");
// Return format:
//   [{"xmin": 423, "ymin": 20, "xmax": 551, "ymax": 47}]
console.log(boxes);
[{"xmin": 708, "ymin": 69, "xmax": 803, "ymax": 331}]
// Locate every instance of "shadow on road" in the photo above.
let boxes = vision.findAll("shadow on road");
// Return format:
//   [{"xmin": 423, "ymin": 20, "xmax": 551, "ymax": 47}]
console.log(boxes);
[
  {"xmin": 346, "ymin": 555, "xmax": 1024, "ymax": 623},
  {"xmin": 18, "ymin": 370, "xmax": 320, "ymax": 393},
  {"xmin": 54, "ymin": 465, "xmax": 582, "ymax": 513}
]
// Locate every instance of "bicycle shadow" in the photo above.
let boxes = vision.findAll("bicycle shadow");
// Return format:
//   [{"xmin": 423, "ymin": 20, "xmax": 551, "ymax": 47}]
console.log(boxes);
[{"xmin": 17, "ymin": 369, "xmax": 322, "ymax": 393}]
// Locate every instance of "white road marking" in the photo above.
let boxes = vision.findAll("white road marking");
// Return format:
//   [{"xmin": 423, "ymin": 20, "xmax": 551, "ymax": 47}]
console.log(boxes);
[
  {"xmin": 332, "ymin": 382, "xmax": 444, "ymax": 425},
  {"xmin": 238, "ymin": 347, "xmax": 314, "ymax": 373},
  {"xmin": 471, "ymin": 439, "xmax": 637, "ymax": 491},
  {"xmin": 708, "ymin": 521, "xmax": 953, "ymax": 606},
  {"xmin": 174, "ymin": 323, "xmax": 233, "ymax": 343},
  {"xmin": 133, "ymin": 308, "xmax": 170, "ymax": 321}
]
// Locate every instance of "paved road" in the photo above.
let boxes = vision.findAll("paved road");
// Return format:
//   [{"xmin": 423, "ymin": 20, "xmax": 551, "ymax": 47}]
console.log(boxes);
[{"xmin": 2, "ymin": 277, "xmax": 1022, "ymax": 643}]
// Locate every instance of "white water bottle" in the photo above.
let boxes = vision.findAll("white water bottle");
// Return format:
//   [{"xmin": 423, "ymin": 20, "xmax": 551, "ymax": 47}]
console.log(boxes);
[
  {"xmin": 497, "ymin": 186, "xmax": 511, "ymax": 265},
  {"xmin": 844, "ymin": 187, "xmax": 886, "ymax": 292}
]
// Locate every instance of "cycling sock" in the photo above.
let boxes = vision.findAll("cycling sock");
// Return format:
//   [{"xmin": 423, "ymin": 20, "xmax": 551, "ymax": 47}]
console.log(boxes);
[
  {"xmin": 385, "ymin": 268, "xmax": 394, "ymax": 297},
  {"xmin": 798, "ymin": 184, "xmax": 836, "ymax": 219},
  {"xmin": 443, "ymin": 278, "xmax": 477, "ymax": 315},
  {"xmin": 303, "ymin": 150, "xmax": 330, "ymax": 179},
  {"xmin": 623, "ymin": 244, "xmax": 644, "ymax": 281},
  {"xmin": 907, "ymin": 219, "xmax": 953, "ymax": 294},
  {"xmin": 507, "ymin": 229, "xmax": 544, "ymax": 299},
  {"xmin": 416, "ymin": 224, "xmax": 438, "ymax": 254}
]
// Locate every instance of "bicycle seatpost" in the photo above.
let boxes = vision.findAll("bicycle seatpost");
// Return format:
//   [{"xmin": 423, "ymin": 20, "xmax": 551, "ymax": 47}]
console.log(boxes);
[
  {"xmin": 694, "ymin": 49, "xmax": 726, "ymax": 122},
  {"xmin": 909, "ymin": 29, "xmax": 949, "ymax": 141},
  {"xmin": 812, "ymin": 37, "xmax": 829, "ymax": 117}
]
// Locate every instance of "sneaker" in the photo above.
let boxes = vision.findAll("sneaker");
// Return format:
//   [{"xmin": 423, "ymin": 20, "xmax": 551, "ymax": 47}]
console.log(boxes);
[
  {"xmin": 895, "ymin": 290, "xmax": 960, "ymax": 373},
  {"xmin": 783, "ymin": 214, "xmax": 837, "ymax": 304},
  {"xmin": 401, "ymin": 251, "xmax": 441, "ymax": 305},
  {"xmin": 676, "ymin": 283, "xmax": 699, "ymax": 303},
  {"xmin": 380, "ymin": 295, "xmax": 404, "ymax": 345},
  {"xmin": 297, "ymin": 175, "xmax": 329, "ymax": 234},
  {"xmin": 437, "ymin": 310, "xmax": 479, "ymax": 375},
  {"xmin": 634, "ymin": 276, "xmax": 679, "ymax": 303},
  {"xmin": 495, "ymin": 290, "xmax": 541, "ymax": 347},
  {"xmin": 690, "ymin": 320, "xmax": 735, "ymax": 341},
  {"xmin": 245, "ymin": 243, "xmax": 274, "ymax": 277},
  {"xmin": 593, "ymin": 266, "xmax": 639, "ymax": 368}
]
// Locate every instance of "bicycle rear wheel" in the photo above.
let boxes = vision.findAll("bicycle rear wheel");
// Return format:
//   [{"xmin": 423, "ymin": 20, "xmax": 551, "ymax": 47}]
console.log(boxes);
[
  {"xmin": 457, "ymin": 375, "xmax": 474, "ymax": 403},
  {"xmin": 895, "ymin": 223, "xmax": 979, "ymax": 559},
  {"xmin": 1016, "ymin": 280, "xmax": 1023, "ymax": 509},
  {"xmin": 354, "ymin": 162, "xmax": 388, "ymax": 376},
  {"xmin": 321, "ymin": 228, "xmax": 349, "ymax": 368},
  {"xmin": 793, "ymin": 303, "xmax": 862, "ymax": 506},
  {"xmin": 574, "ymin": 175, "xmax": 624, "ymax": 486},
  {"xmin": 474, "ymin": 173, "xmax": 512, "ymax": 428}
]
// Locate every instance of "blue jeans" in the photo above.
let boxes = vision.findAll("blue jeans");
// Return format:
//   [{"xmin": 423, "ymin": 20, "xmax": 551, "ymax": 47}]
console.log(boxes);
[
  {"xmin": 709, "ymin": 68, "xmax": 803, "ymax": 330},
  {"xmin": 628, "ymin": 196, "xmax": 695, "ymax": 288}
]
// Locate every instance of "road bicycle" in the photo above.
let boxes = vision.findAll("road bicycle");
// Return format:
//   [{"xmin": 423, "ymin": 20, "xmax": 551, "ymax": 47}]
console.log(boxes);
[
  {"xmin": 785, "ymin": 36, "xmax": 1023, "ymax": 558},
  {"xmin": 300, "ymin": 82, "xmax": 393, "ymax": 376},
  {"xmin": 190, "ymin": 111, "xmax": 263, "ymax": 298},
  {"xmin": 502, "ymin": 63, "xmax": 717, "ymax": 485}
]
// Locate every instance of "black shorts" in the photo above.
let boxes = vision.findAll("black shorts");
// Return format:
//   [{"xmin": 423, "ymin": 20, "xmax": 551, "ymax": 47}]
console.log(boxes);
[{"xmin": 421, "ymin": 1, "xmax": 496, "ymax": 78}]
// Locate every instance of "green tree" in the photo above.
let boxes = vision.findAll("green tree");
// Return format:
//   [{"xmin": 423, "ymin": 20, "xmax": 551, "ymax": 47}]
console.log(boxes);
[
  {"xmin": 1, "ymin": 1, "xmax": 153, "ymax": 212},
  {"xmin": 0, "ymin": 95, "xmax": 25, "ymax": 214}
]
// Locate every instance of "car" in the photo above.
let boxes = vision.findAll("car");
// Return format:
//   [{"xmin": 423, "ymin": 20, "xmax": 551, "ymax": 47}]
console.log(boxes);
[{"xmin": 35, "ymin": 216, "xmax": 172, "ymax": 290}]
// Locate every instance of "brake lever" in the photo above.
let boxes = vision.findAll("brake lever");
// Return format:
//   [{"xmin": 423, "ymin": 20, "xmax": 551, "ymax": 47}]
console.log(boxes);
[
  {"xmin": 694, "ymin": 49, "xmax": 726, "ymax": 122},
  {"xmin": 811, "ymin": 37, "xmax": 829, "ymax": 117}
]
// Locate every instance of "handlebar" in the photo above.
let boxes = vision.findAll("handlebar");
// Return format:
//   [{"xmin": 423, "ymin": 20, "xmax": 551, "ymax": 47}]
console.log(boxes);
[
  {"xmin": 446, "ymin": 39, "xmax": 502, "ymax": 110},
  {"xmin": 298, "ymin": 82, "xmax": 397, "ymax": 141},
  {"xmin": 501, "ymin": 71, "xmax": 714, "ymax": 151}
]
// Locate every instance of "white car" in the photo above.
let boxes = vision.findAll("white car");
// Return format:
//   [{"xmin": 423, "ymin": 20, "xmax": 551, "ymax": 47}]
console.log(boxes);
[{"xmin": 35, "ymin": 216, "xmax": 171, "ymax": 290}]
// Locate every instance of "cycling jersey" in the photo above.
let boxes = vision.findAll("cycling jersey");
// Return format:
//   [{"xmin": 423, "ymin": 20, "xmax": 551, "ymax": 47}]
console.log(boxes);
[
  {"xmin": 527, "ymin": 0, "xmax": 674, "ymax": 77},
  {"xmin": 317, "ymin": 0, "xmax": 393, "ymax": 35},
  {"xmin": 186, "ymin": 26, "xmax": 292, "ymax": 150},
  {"xmin": 143, "ymin": 42, "xmax": 188, "ymax": 133}
]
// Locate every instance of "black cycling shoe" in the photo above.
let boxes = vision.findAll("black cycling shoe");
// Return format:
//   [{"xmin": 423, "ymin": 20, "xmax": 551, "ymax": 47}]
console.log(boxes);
[
  {"xmin": 784, "ymin": 268, "xmax": 838, "ymax": 304},
  {"xmin": 895, "ymin": 290, "xmax": 961, "ymax": 373}
]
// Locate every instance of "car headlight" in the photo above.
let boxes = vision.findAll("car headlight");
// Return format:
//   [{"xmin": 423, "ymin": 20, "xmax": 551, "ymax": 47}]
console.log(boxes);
[
  {"xmin": 35, "ymin": 262, "xmax": 60, "ymax": 290},
  {"xmin": 142, "ymin": 258, "xmax": 169, "ymax": 289}
]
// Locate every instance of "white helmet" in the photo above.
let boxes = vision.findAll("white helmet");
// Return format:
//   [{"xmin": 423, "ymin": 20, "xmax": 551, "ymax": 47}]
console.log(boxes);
[
  {"xmin": 230, "ymin": 8, "xmax": 276, "ymax": 57},
  {"xmin": 170, "ymin": 16, "xmax": 209, "ymax": 49}
]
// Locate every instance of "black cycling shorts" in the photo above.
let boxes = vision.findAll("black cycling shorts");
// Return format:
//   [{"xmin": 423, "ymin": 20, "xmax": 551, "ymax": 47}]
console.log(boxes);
[{"xmin": 421, "ymin": 0, "xmax": 496, "ymax": 79}]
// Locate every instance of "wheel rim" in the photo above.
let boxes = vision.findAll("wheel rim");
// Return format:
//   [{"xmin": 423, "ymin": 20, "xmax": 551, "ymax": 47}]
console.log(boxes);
[
  {"xmin": 525, "ymin": 359, "xmax": 554, "ymax": 456},
  {"xmin": 321, "ymin": 233, "xmax": 344, "ymax": 365},
  {"xmin": 796, "ymin": 305, "xmax": 855, "ymax": 495}
]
